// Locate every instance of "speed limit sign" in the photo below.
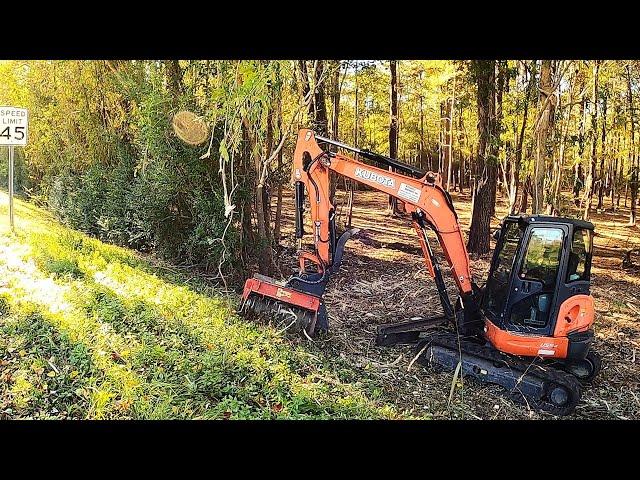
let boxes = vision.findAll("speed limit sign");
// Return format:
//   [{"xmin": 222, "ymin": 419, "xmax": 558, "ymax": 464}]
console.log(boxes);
[
  {"xmin": 1, "ymin": 106, "xmax": 28, "ymax": 231},
  {"xmin": 0, "ymin": 106, "xmax": 28, "ymax": 146}
]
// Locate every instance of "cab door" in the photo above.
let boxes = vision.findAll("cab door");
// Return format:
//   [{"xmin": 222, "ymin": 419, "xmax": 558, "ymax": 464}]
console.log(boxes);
[
  {"xmin": 482, "ymin": 220, "xmax": 524, "ymax": 324},
  {"xmin": 506, "ymin": 224, "xmax": 568, "ymax": 336}
]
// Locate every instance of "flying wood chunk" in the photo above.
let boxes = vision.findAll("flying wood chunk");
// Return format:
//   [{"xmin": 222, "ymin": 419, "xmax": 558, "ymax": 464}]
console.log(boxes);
[{"xmin": 172, "ymin": 111, "xmax": 210, "ymax": 146}]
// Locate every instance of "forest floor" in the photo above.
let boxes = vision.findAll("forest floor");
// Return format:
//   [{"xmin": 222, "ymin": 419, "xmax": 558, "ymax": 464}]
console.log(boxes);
[{"xmin": 273, "ymin": 187, "xmax": 640, "ymax": 419}]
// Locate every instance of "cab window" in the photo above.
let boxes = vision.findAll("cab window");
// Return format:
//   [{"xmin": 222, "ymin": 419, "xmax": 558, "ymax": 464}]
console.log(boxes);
[
  {"xmin": 510, "ymin": 227, "xmax": 564, "ymax": 329},
  {"xmin": 519, "ymin": 228, "xmax": 564, "ymax": 289},
  {"xmin": 566, "ymin": 228, "xmax": 592, "ymax": 282}
]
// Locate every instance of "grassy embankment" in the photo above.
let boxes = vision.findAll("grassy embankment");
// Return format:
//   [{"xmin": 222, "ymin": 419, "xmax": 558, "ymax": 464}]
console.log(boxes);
[{"xmin": 0, "ymin": 193, "xmax": 400, "ymax": 419}]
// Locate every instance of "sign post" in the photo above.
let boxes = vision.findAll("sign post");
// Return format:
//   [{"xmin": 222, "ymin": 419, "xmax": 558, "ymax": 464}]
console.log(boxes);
[
  {"xmin": 0, "ymin": 106, "xmax": 29, "ymax": 231},
  {"xmin": 8, "ymin": 146, "xmax": 14, "ymax": 228}
]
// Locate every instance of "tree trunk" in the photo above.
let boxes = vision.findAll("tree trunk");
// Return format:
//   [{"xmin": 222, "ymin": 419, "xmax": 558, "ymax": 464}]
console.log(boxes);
[
  {"xmin": 533, "ymin": 60, "xmax": 553, "ymax": 214},
  {"xmin": 329, "ymin": 60, "xmax": 341, "ymax": 201},
  {"xmin": 388, "ymin": 60, "xmax": 399, "ymax": 215},
  {"xmin": 297, "ymin": 60, "xmax": 328, "ymax": 136},
  {"xmin": 164, "ymin": 60, "xmax": 183, "ymax": 99},
  {"xmin": 331, "ymin": 60, "xmax": 341, "ymax": 140},
  {"xmin": 420, "ymin": 91, "xmax": 425, "ymax": 171},
  {"xmin": 510, "ymin": 61, "xmax": 535, "ymax": 214},
  {"xmin": 440, "ymin": 99, "xmax": 452, "ymax": 182},
  {"xmin": 273, "ymin": 96, "xmax": 284, "ymax": 243},
  {"xmin": 242, "ymin": 116, "xmax": 273, "ymax": 275},
  {"xmin": 458, "ymin": 105, "xmax": 465, "ymax": 193},
  {"xmin": 626, "ymin": 63, "xmax": 638, "ymax": 225},
  {"xmin": 297, "ymin": 60, "xmax": 310, "ymax": 98},
  {"xmin": 263, "ymin": 93, "xmax": 274, "ymax": 235},
  {"xmin": 519, "ymin": 175, "xmax": 531, "ymax": 213},
  {"xmin": 446, "ymin": 75, "xmax": 456, "ymax": 191},
  {"xmin": 583, "ymin": 60, "xmax": 600, "ymax": 220},
  {"xmin": 552, "ymin": 66, "xmax": 576, "ymax": 214},
  {"xmin": 467, "ymin": 60, "xmax": 496, "ymax": 255},
  {"xmin": 354, "ymin": 62, "xmax": 359, "ymax": 146},
  {"xmin": 346, "ymin": 178, "xmax": 354, "ymax": 228},
  {"xmin": 597, "ymin": 93, "xmax": 608, "ymax": 211},
  {"xmin": 491, "ymin": 60, "xmax": 507, "ymax": 216},
  {"xmin": 611, "ymin": 154, "xmax": 617, "ymax": 210},
  {"xmin": 240, "ymin": 125, "xmax": 255, "ymax": 269},
  {"xmin": 310, "ymin": 61, "xmax": 329, "ymax": 135}
]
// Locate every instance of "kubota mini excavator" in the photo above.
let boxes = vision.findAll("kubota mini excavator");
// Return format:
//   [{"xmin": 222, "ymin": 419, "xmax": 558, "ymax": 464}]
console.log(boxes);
[{"xmin": 241, "ymin": 129, "xmax": 601, "ymax": 416}]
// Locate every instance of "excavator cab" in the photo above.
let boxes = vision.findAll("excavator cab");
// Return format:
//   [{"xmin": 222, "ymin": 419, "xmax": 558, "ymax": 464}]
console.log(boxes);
[{"xmin": 482, "ymin": 215, "xmax": 596, "ymax": 362}]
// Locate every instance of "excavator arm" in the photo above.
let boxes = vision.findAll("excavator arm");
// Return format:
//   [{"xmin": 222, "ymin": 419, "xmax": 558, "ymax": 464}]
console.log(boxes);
[
  {"xmin": 291, "ymin": 129, "xmax": 473, "ymax": 298},
  {"xmin": 242, "ymin": 128, "xmax": 480, "ymax": 338}
]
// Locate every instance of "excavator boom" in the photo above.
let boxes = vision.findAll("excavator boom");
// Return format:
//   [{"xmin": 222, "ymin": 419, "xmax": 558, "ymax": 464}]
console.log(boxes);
[{"xmin": 291, "ymin": 129, "xmax": 473, "ymax": 295}]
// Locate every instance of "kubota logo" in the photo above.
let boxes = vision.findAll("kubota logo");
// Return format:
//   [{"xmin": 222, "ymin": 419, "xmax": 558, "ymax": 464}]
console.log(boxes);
[
  {"xmin": 354, "ymin": 167, "xmax": 395, "ymax": 188},
  {"xmin": 276, "ymin": 288, "xmax": 292, "ymax": 299}
]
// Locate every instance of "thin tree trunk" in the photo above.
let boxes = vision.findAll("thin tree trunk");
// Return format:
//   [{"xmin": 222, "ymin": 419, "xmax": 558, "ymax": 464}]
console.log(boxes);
[
  {"xmin": 441, "ymin": 98, "xmax": 453, "ymax": 187},
  {"xmin": 311, "ymin": 61, "xmax": 328, "ymax": 135},
  {"xmin": 354, "ymin": 62, "xmax": 359, "ymax": 146},
  {"xmin": 520, "ymin": 175, "xmax": 531, "ymax": 213},
  {"xmin": 346, "ymin": 178, "xmax": 354, "ymax": 227},
  {"xmin": 420, "ymin": 85, "xmax": 425, "ymax": 171},
  {"xmin": 242, "ymin": 117, "xmax": 273, "ymax": 275},
  {"xmin": 331, "ymin": 61, "xmax": 341, "ymax": 140},
  {"xmin": 329, "ymin": 60, "xmax": 341, "ymax": 202},
  {"xmin": 583, "ymin": 61, "xmax": 600, "ymax": 221},
  {"xmin": 297, "ymin": 60, "xmax": 311, "ymax": 105},
  {"xmin": 164, "ymin": 60, "xmax": 183, "ymax": 99},
  {"xmin": 240, "ymin": 124, "xmax": 255, "ymax": 269},
  {"xmin": 491, "ymin": 60, "xmax": 506, "ymax": 216},
  {"xmin": 468, "ymin": 60, "xmax": 496, "ymax": 255},
  {"xmin": 626, "ymin": 63, "xmax": 638, "ymax": 225},
  {"xmin": 533, "ymin": 60, "xmax": 553, "ymax": 214},
  {"xmin": 552, "ymin": 67, "xmax": 576, "ymax": 214},
  {"xmin": 509, "ymin": 61, "xmax": 535, "ymax": 214},
  {"xmin": 458, "ymin": 105, "xmax": 465, "ymax": 193},
  {"xmin": 446, "ymin": 74, "xmax": 456, "ymax": 191},
  {"xmin": 263, "ymin": 93, "xmax": 274, "ymax": 235},
  {"xmin": 597, "ymin": 93, "xmax": 608, "ymax": 211},
  {"xmin": 388, "ymin": 60, "xmax": 399, "ymax": 215},
  {"xmin": 273, "ymin": 96, "xmax": 284, "ymax": 243}
]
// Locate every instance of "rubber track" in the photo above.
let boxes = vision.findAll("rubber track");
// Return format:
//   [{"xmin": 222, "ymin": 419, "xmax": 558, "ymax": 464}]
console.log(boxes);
[{"xmin": 419, "ymin": 333, "xmax": 583, "ymax": 416}]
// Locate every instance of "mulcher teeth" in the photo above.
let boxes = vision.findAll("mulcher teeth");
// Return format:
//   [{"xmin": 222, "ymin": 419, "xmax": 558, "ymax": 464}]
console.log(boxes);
[{"xmin": 242, "ymin": 293, "xmax": 317, "ymax": 336}]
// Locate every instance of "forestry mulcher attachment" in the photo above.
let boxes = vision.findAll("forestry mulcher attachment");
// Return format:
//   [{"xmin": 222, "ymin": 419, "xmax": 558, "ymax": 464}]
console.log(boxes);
[{"xmin": 242, "ymin": 129, "xmax": 601, "ymax": 416}]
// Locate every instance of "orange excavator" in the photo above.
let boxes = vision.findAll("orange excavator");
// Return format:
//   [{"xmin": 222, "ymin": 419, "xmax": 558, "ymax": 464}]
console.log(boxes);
[{"xmin": 242, "ymin": 129, "xmax": 601, "ymax": 415}]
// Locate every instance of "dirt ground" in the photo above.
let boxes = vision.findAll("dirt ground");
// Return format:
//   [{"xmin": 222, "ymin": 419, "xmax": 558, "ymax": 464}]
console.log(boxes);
[{"xmin": 272, "ymin": 186, "xmax": 640, "ymax": 419}]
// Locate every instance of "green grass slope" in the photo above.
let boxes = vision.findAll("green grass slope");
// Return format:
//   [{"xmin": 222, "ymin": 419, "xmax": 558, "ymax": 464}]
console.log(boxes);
[{"xmin": 0, "ymin": 193, "xmax": 399, "ymax": 419}]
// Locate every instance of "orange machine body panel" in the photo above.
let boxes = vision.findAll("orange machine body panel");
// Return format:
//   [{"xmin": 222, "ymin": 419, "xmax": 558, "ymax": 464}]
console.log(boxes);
[
  {"xmin": 485, "ymin": 295, "xmax": 595, "ymax": 359},
  {"xmin": 485, "ymin": 319, "xmax": 569, "ymax": 358},
  {"xmin": 242, "ymin": 277, "xmax": 320, "ymax": 313},
  {"xmin": 553, "ymin": 294, "xmax": 595, "ymax": 337}
]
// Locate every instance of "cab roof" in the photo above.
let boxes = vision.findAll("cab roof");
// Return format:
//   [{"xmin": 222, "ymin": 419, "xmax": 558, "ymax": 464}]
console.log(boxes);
[{"xmin": 505, "ymin": 214, "xmax": 595, "ymax": 231}]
